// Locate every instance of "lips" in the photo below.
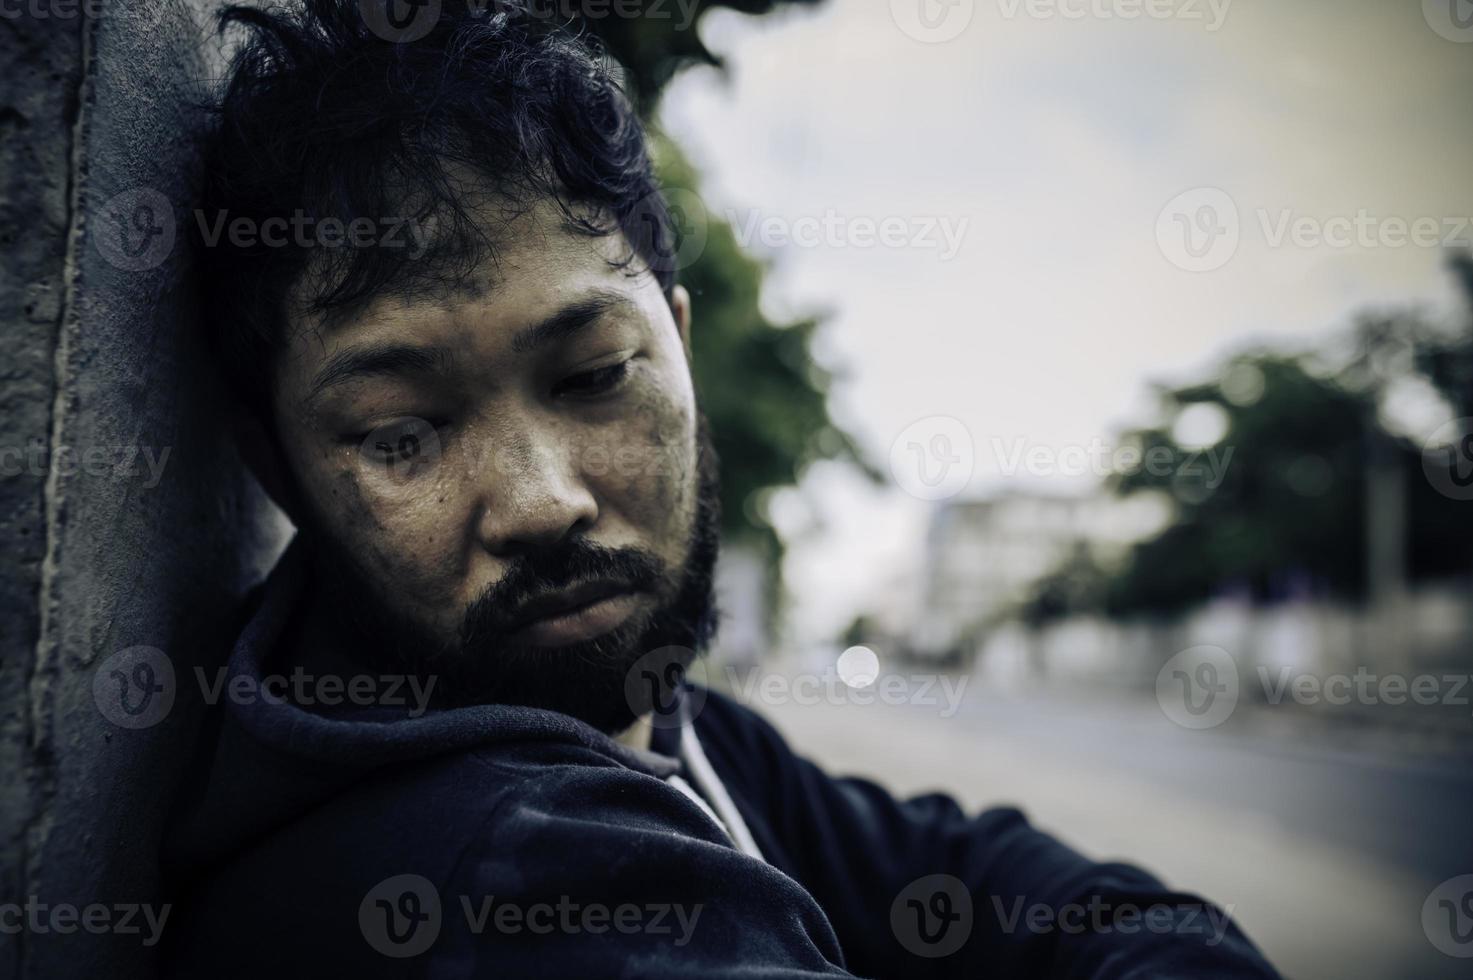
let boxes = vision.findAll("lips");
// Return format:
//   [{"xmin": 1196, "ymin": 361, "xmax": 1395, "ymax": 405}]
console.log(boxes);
[{"xmin": 504, "ymin": 579, "xmax": 642, "ymax": 646}]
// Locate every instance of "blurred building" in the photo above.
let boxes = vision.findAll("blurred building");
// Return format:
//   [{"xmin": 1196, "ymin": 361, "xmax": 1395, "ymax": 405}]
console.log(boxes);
[
  {"xmin": 910, "ymin": 488, "xmax": 1473, "ymax": 730},
  {"xmin": 711, "ymin": 541, "xmax": 770, "ymax": 670},
  {"xmin": 911, "ymin": 490, "xmax": 1139, "ymax": 662}
]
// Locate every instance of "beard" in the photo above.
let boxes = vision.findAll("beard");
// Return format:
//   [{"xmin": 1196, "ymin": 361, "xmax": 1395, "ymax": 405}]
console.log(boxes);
[{"xmin": 298, "ymin": 417, "xmax": 722, "ymax": 734}]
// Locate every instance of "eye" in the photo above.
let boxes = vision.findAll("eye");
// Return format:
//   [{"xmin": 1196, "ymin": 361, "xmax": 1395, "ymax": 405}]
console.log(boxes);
[
  {"xmin": 555, "ymin": 359, "xmax": 631, "ymax": 398},
  {"xmin": 355, "ymin": 417, "xmax": 444, "ymax": 479}
]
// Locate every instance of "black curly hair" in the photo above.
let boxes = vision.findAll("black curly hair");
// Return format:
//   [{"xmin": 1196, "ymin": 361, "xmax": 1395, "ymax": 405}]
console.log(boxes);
[{"xmin": 198, "ymin": 0, "xmax": 678, "ymax": 419}]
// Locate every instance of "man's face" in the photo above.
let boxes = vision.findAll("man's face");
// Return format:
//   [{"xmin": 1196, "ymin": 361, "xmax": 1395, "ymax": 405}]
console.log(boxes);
[{"xmin": 264, "ymin": 198, "xmax": 716, "ymax": 731}]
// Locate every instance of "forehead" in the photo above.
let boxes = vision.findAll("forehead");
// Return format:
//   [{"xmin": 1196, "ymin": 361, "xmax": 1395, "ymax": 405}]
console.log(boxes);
[{"xmin": 280, "ymin": 197, "xmax": 657, "ymax": 375}]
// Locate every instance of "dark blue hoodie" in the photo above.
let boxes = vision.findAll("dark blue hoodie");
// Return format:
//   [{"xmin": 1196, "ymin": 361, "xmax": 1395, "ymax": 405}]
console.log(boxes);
[{"xmin": 161, "ymin": 541, "xmax": 1281, "ymax": 979}]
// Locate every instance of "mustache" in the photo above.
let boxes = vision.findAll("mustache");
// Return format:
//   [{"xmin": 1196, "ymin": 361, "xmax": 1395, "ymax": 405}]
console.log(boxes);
[{"xmin": 459, "ymin": 538, "xmax": 666, "ymax": 644}]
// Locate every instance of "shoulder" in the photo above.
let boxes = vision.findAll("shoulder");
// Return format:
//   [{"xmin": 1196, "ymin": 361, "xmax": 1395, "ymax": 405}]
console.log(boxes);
[
  {"xmin": 689, "ymin": 685, "xmax": 797, "ymax": 770},
  {"xmin": 164, "ymin": 740, "xmax": 716, "ymax": 975}
]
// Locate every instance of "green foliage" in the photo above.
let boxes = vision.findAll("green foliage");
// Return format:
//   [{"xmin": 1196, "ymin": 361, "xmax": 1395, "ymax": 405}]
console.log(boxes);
[
  {"xmin": 574, "ymin": 2, "xmax": 869, "ymax": 608},
  {"xmin": 577, "ymin": 0, "xmax": 825, "ymax": 112},
  {"xmin": 1027, "ymin": 253, "xmax": 1473, "ymax": 623},
  {"xmin": 1106, "ymin": 357, "xmax": 1372, "ymax": 613},
  {"xmin": 1019, "ymin": 542, "xmax": 1110, "ymax": 628},
  {"xmin": 653, "ymin": 139, "xmax": 871, "ymax": 555},
  {"xmin": 1415, "ymin": 253, "xmax": 1473, "ymax": 420}
]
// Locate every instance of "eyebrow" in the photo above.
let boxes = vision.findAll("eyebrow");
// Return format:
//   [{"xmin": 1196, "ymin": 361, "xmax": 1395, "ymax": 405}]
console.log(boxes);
[
  {"xmin": 304, "ymin": 289, "xmax": 635, "ymax": 403},
  {"xmin": 510, "ymin": 289, "xmax": 632, "ymax": 355},
  {"xmin": 305, "ymin": 344, "xmax": 453, "ymax": 405}
]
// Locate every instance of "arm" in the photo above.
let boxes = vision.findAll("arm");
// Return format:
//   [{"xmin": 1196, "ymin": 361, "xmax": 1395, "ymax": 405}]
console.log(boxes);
[
  {"xmin": 694, "ymin": 693, "xmax": 1282, "ymax": 979},
  {"xmin": 431, "ymin": 759, "xmax": 857, "ymax": 977}
]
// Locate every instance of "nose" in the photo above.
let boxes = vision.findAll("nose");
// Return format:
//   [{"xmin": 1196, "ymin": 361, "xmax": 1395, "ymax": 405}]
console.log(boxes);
[{"xmin": 473, "ymin": 432, "xmax": 598, "ymax": 557}]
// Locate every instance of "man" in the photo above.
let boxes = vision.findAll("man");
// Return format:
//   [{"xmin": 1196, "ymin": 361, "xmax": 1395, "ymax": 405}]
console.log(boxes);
[{"xmin": 164, "ymin": 2, "xmax": 1281, "ymax": 976}]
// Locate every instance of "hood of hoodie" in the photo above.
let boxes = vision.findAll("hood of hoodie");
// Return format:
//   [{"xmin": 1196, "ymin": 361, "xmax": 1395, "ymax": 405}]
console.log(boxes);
[{"xmin": 162, "ymin": 537, "xmax": 684, "ymax": 886}]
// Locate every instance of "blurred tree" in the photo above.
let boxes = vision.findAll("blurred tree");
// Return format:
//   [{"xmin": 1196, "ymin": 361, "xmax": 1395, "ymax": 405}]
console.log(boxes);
[
  {"xmin": 569, "ymin": 3, "xmax": 874, "ymax": 610},
  {"xmin": 1103, "ymin": 357, "xmax": 1372, "ymax": 614},
  {"xmin": 839, "ymin": 613, "xmax": 879, "ymax": 649},
  {"xmin": 575, "ymin": 0, "xmax": 824, "ymax": 112},
  {"xmin": 1025, "ymin": 251, "xmax": 1473, "ymax": 623},
  {"xmin": 1415, "ymin": 252, "xmax": 1473, "ymax": 420},
  {"xmin": 654, "ymin": 138, "xmax": 871, "ymax": 562},
  {"xmin": 1402, "ymin": 251, "xmax": 1473, "ymax": 583},
  {"xmin": 1019, "ymin": 542, "xmax": 1110, "ymax": 627}
]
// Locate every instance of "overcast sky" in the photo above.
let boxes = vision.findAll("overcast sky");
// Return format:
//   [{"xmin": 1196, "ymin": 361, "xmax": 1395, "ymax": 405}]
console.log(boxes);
[{"xmin": 659, "ymin": 0, "xmax": 1473, "ymax": 647}]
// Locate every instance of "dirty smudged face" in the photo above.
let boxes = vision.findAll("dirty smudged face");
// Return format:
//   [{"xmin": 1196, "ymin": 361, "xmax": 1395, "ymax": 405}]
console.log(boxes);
[{"xmin": 266, "ymin": 199, "xmax": 719, "ymax": 733}]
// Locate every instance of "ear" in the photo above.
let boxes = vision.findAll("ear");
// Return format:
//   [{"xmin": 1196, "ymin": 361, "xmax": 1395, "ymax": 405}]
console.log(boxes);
[
  {"xmin": 232, "ymin": 409, "xmax": 299, "ymax": 519},
  {"xmin": 670, "ymin": 284, "xmax": 692, "ymax": 360}
]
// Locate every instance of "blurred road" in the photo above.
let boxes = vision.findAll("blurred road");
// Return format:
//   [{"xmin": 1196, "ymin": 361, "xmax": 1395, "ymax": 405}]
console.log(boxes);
[{"xmin": 743, "ymin": 673, "xmax": 1473, "ymax": 980}]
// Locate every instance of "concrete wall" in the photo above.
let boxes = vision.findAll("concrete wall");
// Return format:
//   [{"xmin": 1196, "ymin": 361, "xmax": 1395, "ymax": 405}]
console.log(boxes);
[{"xmin": 1, "ymin": 2, "xmax": 287, "ymax": 976}]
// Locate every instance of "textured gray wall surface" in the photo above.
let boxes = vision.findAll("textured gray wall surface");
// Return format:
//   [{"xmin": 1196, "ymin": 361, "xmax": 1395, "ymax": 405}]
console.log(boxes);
[
  {"xmin": 1, "ymin": 7, "xmax": 83, "ymax": 977},
  {"xmin": 2, "ymin": 2, "xmax": 288, "ymax": 977}
]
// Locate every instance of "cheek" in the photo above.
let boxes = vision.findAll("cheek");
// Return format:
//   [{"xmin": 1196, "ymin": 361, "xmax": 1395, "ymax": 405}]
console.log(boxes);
[
  {"xmin": 299, "ymin": 447, "xmax": 474, "ymax": 624},
  {"xmin": 584, "ymin": 370, "xmax": 697, "ymax": 559}
]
